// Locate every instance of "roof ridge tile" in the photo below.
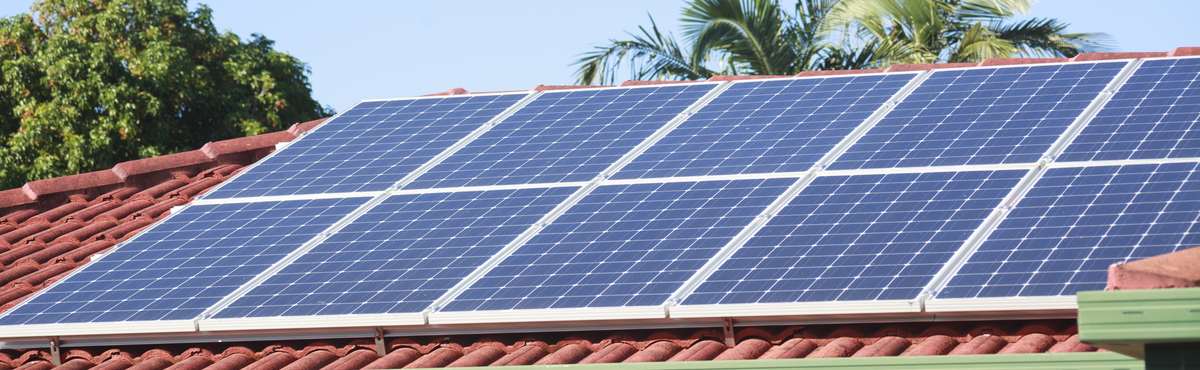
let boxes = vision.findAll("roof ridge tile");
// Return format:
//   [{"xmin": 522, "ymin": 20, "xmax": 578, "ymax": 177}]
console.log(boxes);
[{"xmin": 1071, "ymin": 51, "xmax": 1169, "ymax": 61}]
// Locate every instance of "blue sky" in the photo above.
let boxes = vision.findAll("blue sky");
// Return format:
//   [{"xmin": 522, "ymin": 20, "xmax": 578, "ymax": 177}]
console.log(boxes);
[{"xmin": 1, "ymin": 1, "xmax": 1196, "ymax": 112}]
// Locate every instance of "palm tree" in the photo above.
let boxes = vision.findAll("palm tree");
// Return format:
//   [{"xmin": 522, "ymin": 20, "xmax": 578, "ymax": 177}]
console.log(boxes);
[
  {"xmin": 574, "ymin": 0, "xmax": 1106, "ymax": 85},
  {"xmin": 824, "ymin": 0, "xmax": 1108, "ymax": 64}
]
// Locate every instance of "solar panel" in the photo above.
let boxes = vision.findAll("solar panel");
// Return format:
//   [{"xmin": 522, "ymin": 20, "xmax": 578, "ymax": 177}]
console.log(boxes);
[
  {"xmin": 937, "ymin": 162, "xmax": 1200, "ymax": 299},
  {"xmin": 830, "ymin": 62, "xmax": 1126, "ymax": 170},
  {"xmin": 1059, "ymin": 57, "xmax": 1200, "ymax": 162},
  {"xmin": 407, "ymin": 84, "xmax": 716, "ymax": 189},
  {"xmin": 204, "ymin": 94, "xmax": 525, "ymax": 199},
  {"xmin": 0, "ymin": 198, "xmax": 366, "ymax": 325},
  {"xmin": 440, "ymin": 178, "xmax": 793, "ymax": 312},
  {"xmin": 615, "ymin": 74, "xmax": 914, "ymax": 179},
  {"xmin": 211, "ymin": 187, "xmax": 575, "ymax": 319},
  {"xmin": 681, "ymin": 169, "xmax": 1024, "ymax": 306}
]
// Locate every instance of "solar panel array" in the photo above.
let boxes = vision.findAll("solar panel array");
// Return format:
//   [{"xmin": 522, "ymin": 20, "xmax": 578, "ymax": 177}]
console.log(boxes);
[
  {"xmin": 0, "ymin": 198, "xmax": 367, "ymax": 325},
  {"xmin": 215, "ymin": 187, "xmax": 575, "ymax": 318},
  {"xmin": 831, "ymin": 62, "xmax": 1124, "ymax": 170},
  {"xmin": 5, "ymin": 56, "xmax": 1200, "ymax": 337},
  {"xmin": 683, "ymin": 170, "xmax": 1024, "ymax": 306},
  {"xmin": 409, "ymin": 84, "xmax": 716, "ymax": 189},
  {"xmin": 205, "ymin": 94, "xmax": 526, "ymax": 199},
  {"xmin": 442, "ymin": 178, "xmax": 793, "ymax": 312},
  {"xmin": 615, "ymin": 74, "xmax": 914, "ymax": 179},
  {"xmin": 1059, "ymin": 58, "xmax": 1200, "ymax": 162},
  {"xmin": 938, "ymin": 162, "xmax": 1200, "ymax": 299}
]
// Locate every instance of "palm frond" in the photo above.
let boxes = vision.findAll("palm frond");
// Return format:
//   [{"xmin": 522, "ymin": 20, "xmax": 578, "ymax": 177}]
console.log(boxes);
[
  {"xmin": 951, "ymin": 22, "xmax": 1015, "ymax": 62},
  {"xmin": 955, "ymin": 0, "xmax": 1030, "ymax": 22},
  {"xmin": 572, "ymin": 16, "xmax": 714, "ymax": 85},
  {"xmin": 681, "ymin": 0, "xmax": 793, "ymax": 75},
  {"xmin": 991, "ymin": 17, "xmax": 1110, "ymax": 57}
]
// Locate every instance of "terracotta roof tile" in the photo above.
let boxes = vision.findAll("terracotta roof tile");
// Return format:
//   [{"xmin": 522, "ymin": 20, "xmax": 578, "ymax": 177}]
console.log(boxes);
[
  {"xmin": 1172, "ymin": 46, "xmax": 1200, "ymax": 56},
  {"xmin": 1106, "ymin": 246, "xmax": 1200, "ymax": 290},
  {"xmin": 533, "ymin": 84, "xmax": 601, "ymax": 92},
  {"xmin": 885, "ymin": 62, "xmax": 976, "ymax": 72},
  {"xmin": 795, "ymin": 68, "xmax": 886, "ymax": 77},
  {"xmin": 2, "ymin": 49, "xmax": 1198, "ymax": 368},
  {"xmin": 979, "ymin": 57, "xmax": 1069, "ymax": 66},
  {"xmin": 422, "ymin": 88, "xmax": 470, "ymax": 96},
  {"xmin": 1071, "ymin": 51, "xmax": 1169, "ymax": 61},
  {"xmin": 620, "ymin": 80, "xmax": 697, "ymax": 86},
  {"xmin": 707, "ymin": 75, "xmax": 794, "ymax": 81}
]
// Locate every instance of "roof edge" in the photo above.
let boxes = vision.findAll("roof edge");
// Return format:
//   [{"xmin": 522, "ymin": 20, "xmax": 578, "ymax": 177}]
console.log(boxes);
[{"xmin": 0, "ymin": 119, "xmax": 326, "ymax": 213}]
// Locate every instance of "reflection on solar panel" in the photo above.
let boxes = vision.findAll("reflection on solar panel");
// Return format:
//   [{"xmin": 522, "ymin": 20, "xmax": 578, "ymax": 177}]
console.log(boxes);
[
  {"xmin": 614, "ymin": 74, "xmax": 915, "ymax": 179},
  {"xmin": 0, "ymin": 198, "xmax": 366, "ymax": 325},
  {"xmin": 408, "ymin": 84, "xmax": 716, "ymax": 189},
  {"xmin": 441, "ymin": 178, "xmax": 794, "ymax": 312},
  {"xmin": 1059, "ymin": 58, "xmax": 1200, "ymax": 162},
  {"xmin": 831, "ymin": 62, "xmax": 1126, "ymax": 170},
  {"xmin": 205, "ymin": 94, "xmax": 525, "ymax": 199},
  {"xmin": 938, "ymin": 162, "xmax": 1200, "ymax": 299},
  {"xmin": 213, "ymin": 187, "xmax": 575, "ymax": 318},
  {"xmin": 681, "ymin": 170, "xmax": 1024, "ymax": 306}
]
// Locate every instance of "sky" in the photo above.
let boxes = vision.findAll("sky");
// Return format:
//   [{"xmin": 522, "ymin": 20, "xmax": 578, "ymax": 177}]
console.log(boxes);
[{"xmin": 1, "ymin": 1, "xmax": 1196, "ymax": 112}]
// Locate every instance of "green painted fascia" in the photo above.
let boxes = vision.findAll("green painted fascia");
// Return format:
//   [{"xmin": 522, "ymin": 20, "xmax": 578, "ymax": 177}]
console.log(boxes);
[
  {"xmin": 435, "ymin": 352, "xmax": 1141, "ymax": 370},
  {"xmin": 1077, "ymin": 287, "xmax": 1200, "ymax": 358}
]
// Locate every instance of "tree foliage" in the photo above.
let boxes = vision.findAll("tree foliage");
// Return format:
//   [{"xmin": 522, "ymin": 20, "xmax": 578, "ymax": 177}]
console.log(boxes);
[
  {"xmin": 824, "ymin": 0, "xmax": 1108, "ymax": 64},
  {"xmin": 575, "ymin": 0, "xmax": 1107, "ymax": 85},
  {"xmin": 0, "ymin": 0, "xmax": 329, "ymax": 188}
]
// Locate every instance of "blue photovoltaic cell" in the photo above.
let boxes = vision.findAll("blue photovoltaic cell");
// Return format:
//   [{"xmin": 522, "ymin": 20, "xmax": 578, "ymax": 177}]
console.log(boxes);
[
  {"xmin": 213, "ymin": 187, "xmax": 575, "ymax": 318},
  {"xmin": 204, "ymin": 94, "xmax": 524, "ymax": 199},
  {"xmin": 938, "ymin": 162, "xmax": 1200, "ymax": 299},
  {"xmin": 0, "ymin": 198, "xmax": 365, "ymax": 325},
  {"xmin": 408, "ymin": 84, "xmax": 716, "ymax": 189},
  {"xmin": 682, "ymin": 170, "xmax": 1024, "ymax": 306},
  {"xmin": 830, "ymin": 62, "xmax": 1126, "ymax": 170},
  {"xmin": 441, "ymin": 178, "xmax": 794, "ymax": 311},
  {"xmin": 615, "ymin": 74, "xmax": 914, "ymax": 179},
  {"xmin": 1060, "ymin": 57, "xmax": 1200, "ymax": 162}
]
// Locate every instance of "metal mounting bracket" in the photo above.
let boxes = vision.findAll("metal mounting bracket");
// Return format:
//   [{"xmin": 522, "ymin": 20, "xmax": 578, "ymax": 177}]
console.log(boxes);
[
  {"xmin": 49, "ymin": 336, "xmax": 62, "ymax": 366},
  {"xmin": 722, "ymin": 318, "xmax": 736, "ymax": 347},
  {"xmin": 374, "ymin": 327, "xmax": 387, "ymax": 356}
]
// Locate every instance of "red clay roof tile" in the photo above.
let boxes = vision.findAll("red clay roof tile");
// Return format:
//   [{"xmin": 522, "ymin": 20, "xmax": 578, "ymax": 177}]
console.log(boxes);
[
  {"xmin": 1106, "ymin": 246, "xmax": 1200, "ymax": 290},
  {"xmin": 1071, "ymin": 51, "xmax": 1169, "ymax": 61},
  {"xmin": 979, "ymin": 57, "xmax": 1069, "ymax": 66},
  {"xmin": 533, "ymin": 84, "xmax": 600, "ymax": 92},
  {"xmin": 707, "ymin": 75, "xmax": 793, "ymax": 81},
  {"xmin": 795, "ymin": 68, "xmax": 886, "ymax": 77},
  {"xmin": 422, "ymin": 88, "xmax": 470, "ymax": 97},
  {"xmin": 1172, "ymin": 46, "xmax": 1200, "ymax": 56},
  {"xmin": 620, "ymin": 80, "xmax": 696, "ymax": 86},
  {"xmin": 885, "ymin": 62, "xmax": 976, "ymax": 72}
]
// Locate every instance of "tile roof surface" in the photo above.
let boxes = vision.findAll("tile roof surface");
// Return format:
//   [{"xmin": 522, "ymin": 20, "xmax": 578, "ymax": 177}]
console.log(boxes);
[
  {"xmin": 1, "ymin": 47, "xmax": 1198, "ymax": 369},
  {"xmin": 2, "ymin": 320, "xmax": 1092, "ymax": 370}
]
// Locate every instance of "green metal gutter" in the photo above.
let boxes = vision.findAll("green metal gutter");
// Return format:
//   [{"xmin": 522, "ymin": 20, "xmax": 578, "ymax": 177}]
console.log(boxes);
[
  {"xmin": 434, "ymin": 352, "xmax": 1141, "ymax": 370},
  {"xmin": 1077, "ymin": 287, "xmax": 1200, "ymax": 358}
]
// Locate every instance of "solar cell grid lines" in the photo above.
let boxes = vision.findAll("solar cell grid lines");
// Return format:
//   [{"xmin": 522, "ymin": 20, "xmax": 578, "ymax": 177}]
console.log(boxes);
[
  {"xmin": 213, "ymin": 187, "xmax": 576, "ymax": 318},
  {"xmin": 407, "ymin": 84, "xmax": 717, "ymax": 189},
  {"xmin": 830, "ymin": 61, "xmax": 1127, "ymax": 170},
  {"xmin": 1060, "ymin": 57, "xmax": 1200, "ymax": 162},
  {"xmin": 204, "ymin": 93, "xmax": 525, "ymax": 199},
  {"xmin": 614, "ymin": 74, "xmax": 915, "ymax": 179},
  {"xmin": 0, "ymin": 198, "xmax": 367, "ymax": 325},
  {"xmin": 682, "ymin": 169, "xmax": 1025, "ymax": 306},
  {"xmin": 938, "ymin": 162, "xmax": 1200, "ymax": 299},
  {"xmin": 441, "ymin": 178, "xmax": 795, "ymax": 312}
]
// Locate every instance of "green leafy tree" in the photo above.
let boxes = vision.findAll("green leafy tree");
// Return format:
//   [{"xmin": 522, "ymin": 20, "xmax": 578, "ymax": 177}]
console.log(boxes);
[
  {"xmin": 0, "ymin": 0, "xmax": 329, "ymax": 188},
  {"xmin": 824, "ymin": 0, "xmax": 1108, "ymax": 64},
  {"xmin": 575, "ymin": 0, "xmax": 1105, "ymax": 85}
]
